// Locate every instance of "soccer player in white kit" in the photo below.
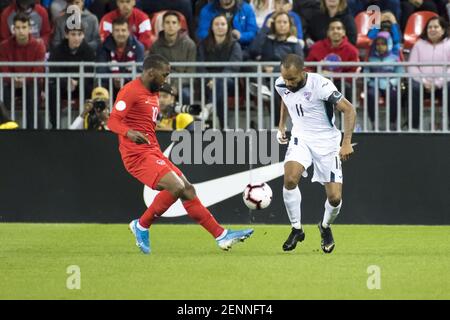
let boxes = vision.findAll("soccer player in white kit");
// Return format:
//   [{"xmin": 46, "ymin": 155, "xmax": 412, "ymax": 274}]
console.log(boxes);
[{"xmin": 275, "ymin": 54, "xmax": 356, "ymax": 253}]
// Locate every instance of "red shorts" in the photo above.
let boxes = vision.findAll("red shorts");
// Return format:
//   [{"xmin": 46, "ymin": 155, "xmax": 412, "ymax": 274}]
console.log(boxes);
[{"xmin": 122, "ymin": 149, "xmax": 183, "ymax": 189}]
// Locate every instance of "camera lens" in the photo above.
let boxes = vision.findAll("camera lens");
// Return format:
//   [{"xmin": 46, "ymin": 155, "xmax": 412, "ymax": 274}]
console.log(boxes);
[{"xmin": 93, "ymin": 100, "xmax": 106, "ymax": 111}]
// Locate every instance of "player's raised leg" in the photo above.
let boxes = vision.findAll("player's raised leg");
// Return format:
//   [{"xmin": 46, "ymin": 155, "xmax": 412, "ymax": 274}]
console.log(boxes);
[
  {"xmin": 282, "ymin": 161, "xmax": 306, "ymax": 251},
  {"xmin": 318, "ymin": 182, "xmax": 342, "ymax": 253},
  {"xmin": 129, "ymin": 171, "xmax": 185, "ymax": 254},
  {"xmin": 178, "ymin": 175, "xmax": 254, "ymax": 251}
]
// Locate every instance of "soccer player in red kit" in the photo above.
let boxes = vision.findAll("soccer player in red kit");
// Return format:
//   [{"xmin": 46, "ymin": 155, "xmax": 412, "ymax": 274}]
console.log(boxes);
[{"xmin": 107, "ymin": 54, "xmax": 254, "ymax": 254}]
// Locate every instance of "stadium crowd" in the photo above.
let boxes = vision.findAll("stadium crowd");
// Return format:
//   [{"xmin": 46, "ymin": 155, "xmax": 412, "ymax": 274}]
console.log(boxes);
[{"xmin": 0, "ymin": 0, "xmax": 450, "ymax": 130}]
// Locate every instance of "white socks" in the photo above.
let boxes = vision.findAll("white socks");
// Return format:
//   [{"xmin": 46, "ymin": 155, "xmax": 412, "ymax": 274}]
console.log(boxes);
[
  {"xmin": 322, "ymin": 199, "xmax": 342, "ymax": 228},
  {"xmin": 283, "ymin": 186, "xmax": 302, "ymax": 229},
  {"xmin": 216, "ymin": 229, "xmax": 228, "ymax": 240},
  {"xmin": 137, "ymin": 221, "xmax": 148, "ymax": 231}
]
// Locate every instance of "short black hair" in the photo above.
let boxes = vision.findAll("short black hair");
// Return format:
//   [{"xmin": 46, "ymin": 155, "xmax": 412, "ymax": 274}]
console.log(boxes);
[
  {"xmin": 13, "ymin": 12, "xmax": 30, "ymax": 25},
  {"xmin": 112, "ymin": 16, "xmax": 129, "ymax": 27},
  {"xmin": 143, "ymin": 54, "xmax": 170, "ymax": 71},
  {"xmin": 328, "ymin": 17, "xmax": 346, "ymax": 31},
  {"xmin": 281, "ymin": 54, "xmax": 304, "ymax": 70}
]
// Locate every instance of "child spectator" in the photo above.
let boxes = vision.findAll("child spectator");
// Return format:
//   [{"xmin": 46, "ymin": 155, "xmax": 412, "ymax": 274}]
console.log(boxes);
[
  {"xmin": 367, "ymin": 10, "xmax": 402, "ymax": 56},
  {"xmin": 365, "ymin": 31, "xmax": 403, "ymax": 129}
]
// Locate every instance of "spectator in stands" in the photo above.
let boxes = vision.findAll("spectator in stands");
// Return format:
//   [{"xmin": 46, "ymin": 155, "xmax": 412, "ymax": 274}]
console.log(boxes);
[
  {"xmin": 249, "ymin": 0, "xmax": 274, "ymax": 28},
  {"xmin": 197, "ymin": 0, "xmax": 258, "ymax": 55},
  {"xmin": 149, "ymin": 10, "xmax": 196, "ymax": 103},
  {"xmin": 138, "ymin": 0, "xmax": 195, "ymax": 38},
  {"xmin": 0, "ymin": 100, "xmax": 19, "ymax": 129},
  {"xmin": 197, "ymin": 14, "xmax": 243, "ymax": 129},
  {"xmin": 52, "ymin": 0, "xmax": 101, "ymax": 51},
  {"xmin": 156, "ymin": 83, "xmax": 196, "ymax": 131},
  {"xmin": 0, "ymin": 0, "xmax": 51, "ymax": 48},
  {"xmin": 401, "ymin": 0, "xmax": 439, "ymax": 31},
  {"xmin": 305, "ymin": 0, "xmax": 357, "ymax": 46},
  {"xmin": 99, "ymin": 0, "xmax": 152, "ymax": 50},
  {"xmin": 292, "ymin": 0, "xmax": 320, "ymax": 42},
  {"xmin": 306, "ymin": 18, "xmax": 359, "ymax": 93},
  {"xmin": 250, "ymin": 11, "xmax": 303, "ymax": 63},
  {"xmin": 347, "ymin": 0, "xmax": 401, "ymax": 22},
  {"xmin": 48, "ymin": 22, "xmax": 96, "ymax": 129},
  {"xmin": 69, "ymin": 86, "xmax": 110, "ymax": 130},
  {"xmin": 262, "ymin": 0, "xmax": 303, "ymax": 43},
  {"xmin": 96, "ymin": 17, "xmax": 144, "ymax": 98},
  {"xmin": 250, "ymin": 11, "xmax": 303, "ymax": 124},
  {"xmin": 367, "ymin": 10, "xmax": 402, "ymax": 56},
  {"xmin": 408, "ymin": 16, "xmax": 450, "ymax": 129},
  {"xmin": 306, "ymin": 18, "xmax": 359, "ymax": 72},
  {"xmin": 0, "ymin": 13, "xmax": 45, "ymax": 129},
  {"xmin": 41, "ymin": 0, "xmax": 67, "ymax": 21},
  {"xmin": 365, "ymin": 31, "xmax": 403, "ymax": 129}
]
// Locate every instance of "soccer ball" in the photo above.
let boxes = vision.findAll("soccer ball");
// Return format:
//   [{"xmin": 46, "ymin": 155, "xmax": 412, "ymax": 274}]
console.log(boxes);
[{"xmin": 243, "ymin": 183, "xmax": 273, "ymax": 210}]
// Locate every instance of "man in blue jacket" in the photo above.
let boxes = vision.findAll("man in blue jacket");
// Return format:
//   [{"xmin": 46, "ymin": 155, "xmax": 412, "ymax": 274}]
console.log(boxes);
[{"xmin": 196, "ymin": 0, "xmax": 258, "ymax": 52}]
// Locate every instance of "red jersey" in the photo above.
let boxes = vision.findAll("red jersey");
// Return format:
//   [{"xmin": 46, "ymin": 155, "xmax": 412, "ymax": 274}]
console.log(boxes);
[
  {"xmin": 108, "ymin": 78, "xmax": 160, "ymax": 158},
  {"xmin": 99, "ymin": 8, "xmax": 152, "ymax": 50}
]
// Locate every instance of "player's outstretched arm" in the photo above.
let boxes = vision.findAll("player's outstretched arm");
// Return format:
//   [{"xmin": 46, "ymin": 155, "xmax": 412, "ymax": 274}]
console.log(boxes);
[{"xmin": 336, "ymin": 98, "xmax": 356, "ymax": 161}]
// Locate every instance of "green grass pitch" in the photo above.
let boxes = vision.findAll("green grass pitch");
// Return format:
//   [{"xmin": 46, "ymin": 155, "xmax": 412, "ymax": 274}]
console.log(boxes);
[{"xmin": 0, "ymin": 223, "xmax": 449, "ymax": 300}]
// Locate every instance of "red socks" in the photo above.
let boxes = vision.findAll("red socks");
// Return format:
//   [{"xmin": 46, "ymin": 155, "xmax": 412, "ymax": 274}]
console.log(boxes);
[
  {"xmin": 139, "ymin": 190, "xmax": 177, "ymax": 228},
  {"xmin": 139, "ymin": 192, "xmax": 224, "ymax": 239},
  {"xmin": 183, "ymin": 197, "xmax": 224, "ymax": 238}
]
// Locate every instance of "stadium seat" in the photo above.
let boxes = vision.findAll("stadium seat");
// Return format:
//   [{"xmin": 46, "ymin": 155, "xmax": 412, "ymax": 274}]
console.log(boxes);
[
  {"xmin": 150, "ymin": 10, "xmax": 188, "ymax": 39},
  {"xmin": 403, "ymin": 11, "xmax": 439, "ymax": 51},
  {"xmin": 354, "ymin": 11, "xmax": 373, "ymax": 60}
]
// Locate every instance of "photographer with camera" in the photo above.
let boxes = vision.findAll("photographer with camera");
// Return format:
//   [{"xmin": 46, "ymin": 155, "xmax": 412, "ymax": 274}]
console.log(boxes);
[
  {"xmin": 156, "ymin": 83, "xmax": 202, "ymax": 131},
  {"xmin": 70, "ymin": 87, "xmax": 110, "ymax": 130}
]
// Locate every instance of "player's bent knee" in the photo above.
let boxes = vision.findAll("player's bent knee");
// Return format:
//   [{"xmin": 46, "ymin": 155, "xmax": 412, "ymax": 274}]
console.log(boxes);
[
  {"xmin": 181, "ymin": 183, "xmax": 196, "ymax": 200},
  {"xmin": 328, "ymin": 196, "xmax": 342, "ymax": 207},
  {"xmin": 284, "ymin": 176, "xmax": 299, "ymax": 190},
  {"xmin": 169, "ymin": 183, "xmax": 185, "ymax": 199}
]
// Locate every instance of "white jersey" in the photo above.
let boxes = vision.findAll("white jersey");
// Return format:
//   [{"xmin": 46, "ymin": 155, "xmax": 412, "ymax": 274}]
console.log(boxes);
[{"xmin": 275, "ymin": 73, "xmax": 342, "ymax": 141}]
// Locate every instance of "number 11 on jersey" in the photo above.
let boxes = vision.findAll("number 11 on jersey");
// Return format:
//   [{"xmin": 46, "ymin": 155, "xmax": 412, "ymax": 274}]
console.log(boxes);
[{"xmin": 296, "ymin": 104, "xmax": 304, "ymax": 117}]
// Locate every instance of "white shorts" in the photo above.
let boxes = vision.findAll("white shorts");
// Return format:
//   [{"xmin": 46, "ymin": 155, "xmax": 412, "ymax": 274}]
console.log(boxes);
[{"xmin": 284, "ymin": 135, "xmax": 343, "ymax": 185}]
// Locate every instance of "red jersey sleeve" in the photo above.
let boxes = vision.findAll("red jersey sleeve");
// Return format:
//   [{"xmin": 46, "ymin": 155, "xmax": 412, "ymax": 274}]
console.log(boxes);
[
  {"xmin": 99, "ymin": 12, "xmax": 114, "ymax": 42},
  {"xmin": 107, "ymin": 85, "xmax": 136, "ymax": 137},
  {"xmin": 135, "ymin": 9, "xmax": 152, "ymax": 50}
]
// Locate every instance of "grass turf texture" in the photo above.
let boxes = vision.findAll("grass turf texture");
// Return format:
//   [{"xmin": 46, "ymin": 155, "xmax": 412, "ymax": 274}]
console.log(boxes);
[{"xmin": 0, "ymin": 224, "xmax": 449, "ymax": 299}]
